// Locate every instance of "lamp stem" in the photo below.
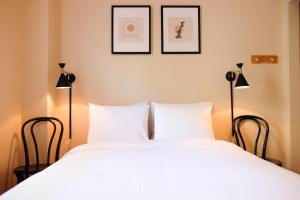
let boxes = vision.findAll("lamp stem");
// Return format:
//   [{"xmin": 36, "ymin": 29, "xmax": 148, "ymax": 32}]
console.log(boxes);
[
  {"xmin": 230, "ymin": 80, "xmax": 234, "ymax": 136},
  {"xmin": 230, "ymin": 80, "xmax": 240, "ymax": 146},
  {"xmin": 69, "ymin": 87, "xmax": 72, "ymax": 139}
]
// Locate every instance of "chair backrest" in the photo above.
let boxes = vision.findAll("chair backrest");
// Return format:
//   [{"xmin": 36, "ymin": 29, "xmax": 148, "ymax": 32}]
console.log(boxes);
[
  {"xmin": 233, "ymin": 115, "xmax": 269, "ymax": 159},
  {"xmin": 21, "ymin": 117, "xmax": 64, "ymax": 171}
]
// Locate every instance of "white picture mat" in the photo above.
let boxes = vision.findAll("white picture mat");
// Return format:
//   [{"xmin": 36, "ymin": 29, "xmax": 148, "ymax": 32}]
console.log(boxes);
[
  {"xmin": 162, "ymin": 7, "xmax": 199, "ymax": 52},
  {"xmin": 113, "ymin": 7, "xmax": 150, "ymax": 52}
]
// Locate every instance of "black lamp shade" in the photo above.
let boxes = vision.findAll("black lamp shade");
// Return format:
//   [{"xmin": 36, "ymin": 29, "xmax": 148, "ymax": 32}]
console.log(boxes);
[
  {"xmin": 235, "ymin": 72, "xmax": 250, "ymax": 89},
  {"xmin": 56, "ymin": 73, "xmax": 71, "ymax": 88}
]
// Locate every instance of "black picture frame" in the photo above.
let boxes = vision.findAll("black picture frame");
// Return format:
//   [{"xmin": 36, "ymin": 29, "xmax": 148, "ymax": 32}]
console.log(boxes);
[
  {"xmin": 112, "ymin": 5, "xmax": 151, "ymax": 54},
  {"xmin": 161, "ymin": 5, "xmax": 201, "ymax": 54}
]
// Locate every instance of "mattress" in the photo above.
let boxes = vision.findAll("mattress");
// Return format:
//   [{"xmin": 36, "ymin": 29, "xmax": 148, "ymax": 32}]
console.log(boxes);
[{"xmin": 1, "ymin": 139, "xmax": 300, "ymax": 200}]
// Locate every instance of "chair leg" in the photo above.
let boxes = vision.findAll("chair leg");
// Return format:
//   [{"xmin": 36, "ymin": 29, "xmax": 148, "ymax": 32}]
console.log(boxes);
[{"xmin": 16, "ymin": 173, "xmax": 25, "ymax": 184}]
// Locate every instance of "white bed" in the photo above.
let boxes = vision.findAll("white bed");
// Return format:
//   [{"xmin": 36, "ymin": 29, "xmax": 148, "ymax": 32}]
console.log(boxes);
[{"xmin": 1, "ymin": 139, "xmax": 300, "ymax": 200}]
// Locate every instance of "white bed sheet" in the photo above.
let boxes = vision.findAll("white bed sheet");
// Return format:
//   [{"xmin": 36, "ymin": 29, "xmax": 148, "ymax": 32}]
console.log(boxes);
[{"xmin": 1, "ymin": 139, "xmax": 300, "ymax": 200}]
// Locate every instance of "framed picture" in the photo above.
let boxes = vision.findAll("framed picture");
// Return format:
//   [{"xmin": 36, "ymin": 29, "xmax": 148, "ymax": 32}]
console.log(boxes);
[
  {"xmin": 112, "ymin": 5, "xmax": 151, "ymax": 54},
  {"xmin": 161, "ymin": 6, "xmax": 201, "ymax": 54}
]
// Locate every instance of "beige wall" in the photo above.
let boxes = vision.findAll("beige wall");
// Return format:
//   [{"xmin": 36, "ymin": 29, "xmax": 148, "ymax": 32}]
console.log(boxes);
[
  {"xmin": 48, "ymin": 0, "xmax": 61, "ymax": 117},
  {"xmin": 22, "ymin": 1, "xmax": 51, "ymax": 164},
  {"xmin": 59, "ymin": 0, "xmax": 285, "ymax": 161},
  {"xmin": 0, "ymin": 0, "xmax": 24, "ymax": 193},
  {"xmin": 0, "ymin": 0, "xmax": 62, "ymax": 193},
  {"xmin": 290, "ymin": 0, "xmax": 300, "ymax": 173},
  {"xmin": 286, "ymin": 0, "xmax": 300, "ymax": 172}
]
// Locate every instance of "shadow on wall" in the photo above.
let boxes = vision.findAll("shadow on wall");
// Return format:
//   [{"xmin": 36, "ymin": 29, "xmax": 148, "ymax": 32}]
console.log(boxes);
[
  {"xmin": 5, "ymin": 133, "xmax": 21, "ymax": 191},
  {"xmin": 54, "ymin": 93, "xmax": 89, "ymax": 150}
]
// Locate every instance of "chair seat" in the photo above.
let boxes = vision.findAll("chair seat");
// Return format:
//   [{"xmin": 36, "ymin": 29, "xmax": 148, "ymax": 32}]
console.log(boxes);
[
  {"xmin": 14, "ymin": 163, "xmax": 50, "ymax": 181},
  {"xmin": 265, "ymin": 158, "xmax": 282, "ymax": 167}
]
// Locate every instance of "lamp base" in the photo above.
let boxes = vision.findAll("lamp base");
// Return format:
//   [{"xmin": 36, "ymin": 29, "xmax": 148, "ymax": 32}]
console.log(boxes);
[
  {"xmin": 67, "ymin": 73, "xmax": 76, "ymax": 84},
  {"xmin": 226, "ymin": 71, "xmax": 236, "ymax": 82}
]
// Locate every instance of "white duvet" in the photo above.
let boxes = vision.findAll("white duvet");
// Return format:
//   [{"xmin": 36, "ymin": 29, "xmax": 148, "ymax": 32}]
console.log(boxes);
[{"xmin": 1, "ymin": 139, "xmax": 300, "ymax": 200}]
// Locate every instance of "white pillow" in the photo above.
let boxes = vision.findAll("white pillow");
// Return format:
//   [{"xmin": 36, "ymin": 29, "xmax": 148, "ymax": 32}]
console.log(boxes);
[
  {"xmin": 151, "ymin": 102, "xmax": 214, "ymax": 140},
  {"xmin": 88, "ymin": 102, "xmax": 149, "ymax": 143}
]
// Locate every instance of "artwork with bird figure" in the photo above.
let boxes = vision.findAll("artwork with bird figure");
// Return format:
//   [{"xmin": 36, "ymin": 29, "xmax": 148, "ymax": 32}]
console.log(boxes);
[
  {"xmin": 175, "ymin": 21, "xmax": 185, "ymax": 39},
  {"xmin": 161, "ymin": 6, "xmax": 200, "ymax": 54},
  {"xmin": 168, "ymin": 17, "xmax": 193, "ymax": 43}
]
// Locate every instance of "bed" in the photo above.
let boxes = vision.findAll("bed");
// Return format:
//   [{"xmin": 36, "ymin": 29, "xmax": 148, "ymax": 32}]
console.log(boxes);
[
  {"xmin": 1, "ymin": 139, "xmax": 300, "ymax": 200},
  {"xmin": 2, "ymin": 102, "xmax": 300, "ymax": 199}
]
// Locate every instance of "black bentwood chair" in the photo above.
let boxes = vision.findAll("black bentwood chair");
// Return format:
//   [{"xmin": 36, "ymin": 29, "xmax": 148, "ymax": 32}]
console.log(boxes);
[
  {"xmin": 14, "ymin": 117, "xmax": 64, "ymax": 183},
  {"xmin": 233, "ymin": 115, "xmax": 282, "ymax": 166}
]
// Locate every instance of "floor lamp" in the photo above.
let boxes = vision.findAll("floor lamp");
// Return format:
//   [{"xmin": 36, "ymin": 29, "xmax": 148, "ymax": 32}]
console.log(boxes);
[
  {"xmin": 56, "ymin": 63, "xmax": 76, "ymax": 139},
  {"xmin": 225, "ymin": 63, "xmax": 250, "ymax": 146}
]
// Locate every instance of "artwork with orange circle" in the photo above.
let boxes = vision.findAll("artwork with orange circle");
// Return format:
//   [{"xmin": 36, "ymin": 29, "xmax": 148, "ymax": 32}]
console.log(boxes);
[{"xmin": 119, "ymin": 17, "xmax": 144, "ymax": 42}]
